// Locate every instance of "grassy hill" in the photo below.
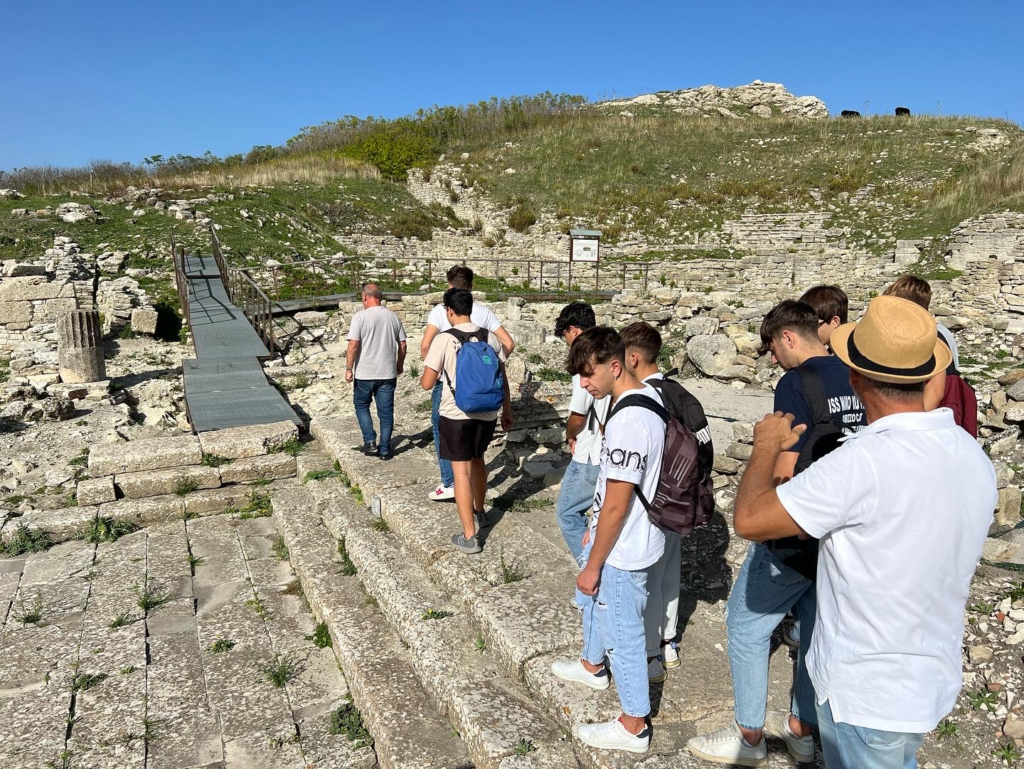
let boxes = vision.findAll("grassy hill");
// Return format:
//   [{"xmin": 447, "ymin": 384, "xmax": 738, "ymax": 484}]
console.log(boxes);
[{"xmin": 2, "ymin": 89, "xmax": 1022, "ymax": 278}]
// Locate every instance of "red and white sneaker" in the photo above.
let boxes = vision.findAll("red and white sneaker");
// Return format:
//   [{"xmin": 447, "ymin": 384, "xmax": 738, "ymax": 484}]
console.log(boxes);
[{"xmin": 428, "ymin": 484, "xmax": 455, "ymax": 501}]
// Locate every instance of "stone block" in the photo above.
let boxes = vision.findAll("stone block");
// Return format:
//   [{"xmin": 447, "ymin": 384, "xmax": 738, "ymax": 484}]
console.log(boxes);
[
  {"xmin": 89, "ymin": 435, "xmax": 202, "ymax": 476},
  {"xmin": 218, "ymin": 453, "xmax": 297, "ymax": 484},
  {"xmin": 76, "ymin": 476, "xmax": 117, "ymax": 506},
  {"xmin": 198, "ymin": 420, "xmax": 298, "ymax": 459},
  {"xmin": 183, "ymin": 486, "xmax": 252, "ymax": 516},
  {"xmin": 2, "ymin": 506, "xmax": 99, "ymax": 544},
  {"xmin": 726, "ymin": 442, "xmax": 753, "ymax": 461},
  {"xmin": 687, "ymin": 334, "xmax": 737, "ymax": 376},
  {"xmin": 130, "ymin": 308, "xmax": 159, "ymax": 335},
  {"xmin": 115, "ymin": 465, "xmax": 221, "ymax": 499},
  {"xmin": 686, "ymin": 316, "xmax": 720, "ymax": 338},
  {"xmin": 98, "ymin": 495, "xmax": 186, "ymax": 527},
  {"xmin": 38, "ymin": 298, "xmax": 78, "ymax": 319},
  {"xmin": 0, "ymin": 276, "xmax": 73, "ymax": 301},
  {"xmin": 713, "ymin": 455, "xmax": 743, "ymax": 475},
  {"xmin": 0, "ymin": 302, "xmax": 32, "ymax": 324}
]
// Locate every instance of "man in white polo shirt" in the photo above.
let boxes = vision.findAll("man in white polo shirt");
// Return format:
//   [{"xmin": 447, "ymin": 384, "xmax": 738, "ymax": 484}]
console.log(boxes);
[
  {"xmin": 731, "ymin": 295, "xmax": 996, "ymax": 768},
  {"xmin": 421, "ymin": 265, "xmax": 515, "ymax": 502}
]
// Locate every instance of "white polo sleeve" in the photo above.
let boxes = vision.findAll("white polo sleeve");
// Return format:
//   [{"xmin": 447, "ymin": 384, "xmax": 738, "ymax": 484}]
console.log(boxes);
[
  {"xmin": 482, "ymin": 307, "xmax": 502, "ymax": 332},
  {"xmin": 426, "ymin": 304, "xmax": 446, "ymax": 330},
  {"xmin": 346, "ymin": 312, "xmax": 363, "ymax": 341},
  {"xmin": 775, "ymin": 442, "xmax": 876, "ymax": 539},
  {"xmin": 568, "ymin": 375, "xmax": 593, "ymax": 416}
]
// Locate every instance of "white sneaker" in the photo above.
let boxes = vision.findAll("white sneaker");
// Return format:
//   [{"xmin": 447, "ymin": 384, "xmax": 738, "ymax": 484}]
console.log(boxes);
[
  {"xmin": 687, "ymin": 722, "xmax": 767, "ymax": 766},
  {"xmin": 576, "ymin": 718, "xmax": 650, "ymax": 754},
  {"xmin": 662, "ymin": 641, "xmax": 680, "ymax": 669},
  {"xmin": 647, "ymin": 656, "xmax": 666, "ymax": 683},
  {"xmin": 764, "ymin": 711, "xmax": 815, "ymax": 764},
  {"xmin": 428, "ymin": 484, "xmax": 455, "ymax": 501},
  {"xmin": 551, "ymin": 659, "xmax": 610, "ymax": 690}
]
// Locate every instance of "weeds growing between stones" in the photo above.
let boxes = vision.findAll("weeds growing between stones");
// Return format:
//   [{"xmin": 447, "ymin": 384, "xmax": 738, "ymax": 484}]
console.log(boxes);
[
  {"xmin": 261, "ymin": 655, "xmax": 296, "ymax": 688},
  {"xmin": 80, "ymin": 516, "xmax": 138, "ymax": 544},
  {"xmin": 2, "ymin": 524, "xmax": 52, "ymax": 556},
  {"xmin": 329, "ymin": 697, "xmax": 373, "ymax": 748}
]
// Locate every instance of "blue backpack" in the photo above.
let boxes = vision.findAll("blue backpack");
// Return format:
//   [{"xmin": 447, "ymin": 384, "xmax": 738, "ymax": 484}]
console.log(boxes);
[{"xmin": 444, "ymin": 328, "xmax": 505, "ymax": 413}]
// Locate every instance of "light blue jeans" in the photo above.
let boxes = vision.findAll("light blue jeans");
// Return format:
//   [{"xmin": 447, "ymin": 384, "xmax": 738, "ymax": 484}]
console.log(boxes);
[
  {"xmin": 579, "ymin": 544, "xmax": 651, "ymax": 718},
  {"xmin": 555, "ymin": 460, "xmax": 600, "ymax": 566},
  {"xmin": 726, "ymin": 542, "xmax": 817, "ymax": 731},
  {"xmin": 431, "ymin": 382, "xmax": 454, "ymax": 488},
  {"xmin": 816, "ymin": 699, "xmax": 925, "ymax": 769}
]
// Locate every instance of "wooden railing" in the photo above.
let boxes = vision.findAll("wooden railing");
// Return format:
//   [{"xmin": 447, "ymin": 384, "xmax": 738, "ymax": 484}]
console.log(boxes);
[{"xmin": 170, "ymin": 231, "xmax": 191, "ymax": 329}]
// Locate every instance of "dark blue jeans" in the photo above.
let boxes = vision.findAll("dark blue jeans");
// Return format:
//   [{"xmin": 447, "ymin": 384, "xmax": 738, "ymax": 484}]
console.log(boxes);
[{"xmin": 353, "ymin": 378, "xmax": 396, "ymax": 456}]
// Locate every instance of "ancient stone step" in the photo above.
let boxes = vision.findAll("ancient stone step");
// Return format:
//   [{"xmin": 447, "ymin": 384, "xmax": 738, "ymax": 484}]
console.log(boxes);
[
  {"xmin": 295, "ymin": 476, "xmax": 578, "ymax": 769},
  {"xmin": 310, "ymin": 416, "xmax": 804, "ymax": 768},
  {"xmin": 271, "ymin": 483, "xmax": 474, "ymax": 769}
]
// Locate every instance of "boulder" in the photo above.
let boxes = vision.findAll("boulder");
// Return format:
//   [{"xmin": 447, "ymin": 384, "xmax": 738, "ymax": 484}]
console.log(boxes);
[
  {"xmin": 130, "ymin": 308, "xmax": 159, "ymax": 335},
  {"xmin": 687, "ymin": 335, "xmax": 738, "ymax": 377},
  {"xmin": 40, "ymin": 396, "xmax": 76, "ymax": 421},
  {"xmin": 1007, "ymin": 377, "xmax": 1024, "ymax": 402}
]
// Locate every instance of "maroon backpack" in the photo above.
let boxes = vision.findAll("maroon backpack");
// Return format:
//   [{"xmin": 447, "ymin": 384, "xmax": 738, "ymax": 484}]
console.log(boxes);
[
  {"xmin": 941, "ymin": 374, "xmax": 979, "ymax": 438},
  {"xmin": 607, "ymin": 394, "xmax": 713, "ymax": 536}
]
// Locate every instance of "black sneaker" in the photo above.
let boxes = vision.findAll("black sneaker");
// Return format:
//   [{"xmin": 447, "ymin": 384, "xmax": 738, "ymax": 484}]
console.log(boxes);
[
  {"xmin": 361, "ymin": 442, "xmax": 378, "ymax": 457},
  {"xmin": 379, "ymin": 453, "xmax": 392, "ymax": 462}
]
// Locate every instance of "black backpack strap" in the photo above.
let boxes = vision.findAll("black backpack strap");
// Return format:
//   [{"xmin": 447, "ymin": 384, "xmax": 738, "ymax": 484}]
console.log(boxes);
[
  {"xmin": 795, "ymin": 366, "xmax": 832, "ymax": 427},
  {"xmin": 607, "ymin": 394, "xmax": 669, "ymax": 513},
  {"xmin": 608, "ymin": 393, "xmax": 670, "ymax": 424}
]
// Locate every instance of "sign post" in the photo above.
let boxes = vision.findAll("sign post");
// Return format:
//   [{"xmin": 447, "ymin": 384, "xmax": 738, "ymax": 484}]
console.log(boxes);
[{"xmin": 569, "ymin": 229, "xmax": 601, "ymax": 292}]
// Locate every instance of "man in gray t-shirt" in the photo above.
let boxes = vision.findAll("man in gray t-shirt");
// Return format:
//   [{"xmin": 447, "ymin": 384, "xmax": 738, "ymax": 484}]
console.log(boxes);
[{"xmin": 346, "ymin": 284, "xmax": 407, "ymax": 459}]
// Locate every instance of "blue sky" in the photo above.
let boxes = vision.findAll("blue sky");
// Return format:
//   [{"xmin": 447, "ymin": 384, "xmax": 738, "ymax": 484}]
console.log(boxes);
[{"xmin": 1, "ymin": 0, "xmax": 1021, "ymax": 171}]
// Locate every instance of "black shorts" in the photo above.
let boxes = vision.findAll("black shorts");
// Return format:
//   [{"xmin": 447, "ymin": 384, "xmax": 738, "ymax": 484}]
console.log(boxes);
[{"xmin": 438, "ymin": 416, "xmax": 496, "ymax": 461}]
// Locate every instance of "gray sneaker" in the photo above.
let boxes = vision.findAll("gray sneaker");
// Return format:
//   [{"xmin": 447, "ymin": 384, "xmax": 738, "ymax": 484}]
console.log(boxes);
[
  {"xmin": 764, "ymin": 711, "xmax": 815, "ymax": 764},
  {"xmin": 451, "ymin": 533, "xmax": 482, "ymax": 554}
]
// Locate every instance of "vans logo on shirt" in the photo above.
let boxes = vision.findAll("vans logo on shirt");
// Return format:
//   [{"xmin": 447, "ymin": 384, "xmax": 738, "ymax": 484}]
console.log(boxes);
[{"xmin": 608, "ymin": 448, "xmax": 647, "ymax": 473}]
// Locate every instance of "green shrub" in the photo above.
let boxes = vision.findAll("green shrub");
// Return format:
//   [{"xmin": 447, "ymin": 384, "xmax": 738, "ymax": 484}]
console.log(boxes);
[{"xmin": 508, "ymin": 198, "xmax": 538, "ymax": 233}]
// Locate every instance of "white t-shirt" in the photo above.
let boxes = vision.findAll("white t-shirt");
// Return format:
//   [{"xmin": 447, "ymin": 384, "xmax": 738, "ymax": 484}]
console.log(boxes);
[
  {"xmin": 589, "ymin": 385, "xmax": 666, "ymax": 571},
  {"xmin": 568, "ymin": 374, "xmax": 611, "ymax": 465},
  {"xmin": 427, "ymin": 303, "xmax": 502, "ymax": 335},
  {"xmin": 936, "ymin": 323, "xmax": 960, "ymax": 371},
  {"xmin": 776, "ymin": 408, "xmax": 996, "ymax": 733}
]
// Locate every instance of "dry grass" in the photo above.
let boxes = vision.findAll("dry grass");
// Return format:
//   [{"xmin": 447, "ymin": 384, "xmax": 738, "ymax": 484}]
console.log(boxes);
[{"xmin": 151, "ymin": 155, "xmax": 379, "ymax": 189}]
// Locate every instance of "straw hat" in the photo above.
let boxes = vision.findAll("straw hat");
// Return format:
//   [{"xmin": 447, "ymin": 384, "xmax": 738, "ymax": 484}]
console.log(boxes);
[{"xmin": 831, "ymin": 295, "xmax": 951, "ymax": 384}]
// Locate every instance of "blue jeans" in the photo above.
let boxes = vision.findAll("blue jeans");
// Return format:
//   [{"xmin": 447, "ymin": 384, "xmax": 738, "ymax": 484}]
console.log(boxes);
[
  {"xmin": 431, "ymin": 382, "xmax": 454, "ymax": 488},
  {"xmin": 579, "ymin": 546, "xmax": 651, "ymax": 718},
  {"xmin": 816, "ymin": 699, "xmax": 925, "ymax": 769},
  {"xmin": 555, "ymin": 460, "xmax": 600, "ymax": 566},
  {"xmin": 726, "ymin": 542, "xmax": 817, "ymax": 731},
  {"xmin": 353, "ymin": 378, "xmax": 396, "ymax": 456}
]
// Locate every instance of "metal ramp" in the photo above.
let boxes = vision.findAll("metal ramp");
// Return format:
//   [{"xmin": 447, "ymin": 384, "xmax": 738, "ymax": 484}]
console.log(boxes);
[{"xmin": 174, "ymin": 242, "xmax": 304, "ymax": 433}]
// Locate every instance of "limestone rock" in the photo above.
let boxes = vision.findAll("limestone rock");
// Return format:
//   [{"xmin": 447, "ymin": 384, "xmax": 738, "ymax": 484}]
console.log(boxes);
[
  {"xmin": 968, "ymin": 645, "xmax": 993, "ymax": 665},
  {"xmin": 198, "ymin": 420, "xmax": 298, "ymax": 459},
  {"xmin": 1007, "ymin": 377, "xmax": 1024, "ymax": 403},
  {"xmin": 687, "ymin": 335, "xmax": 738, "ymax": 377},
  {"xmin": 76, "ymin": 476, "xmax": 117, "ymax": 506},
  {"xmin": 686, "ymin": 317, "xmax": 720, "ymax": 338},
  {"xmin": 115, "ymin": 465, "xmax": 221, "ymax": 499},
  {"xmin": 89, "ymin": 435, "xmax": 202, "ymax": 476},
  {"xmin": 1004, "ymin": 714, "xmax": 1024, "ymax": 740},
  {"xmin": 995, "ymin": 486, "xmax": 1022, "ymax": 527},
  {"xmin": 218, "ymin": 453, "xmax": 297, "ymax": 483},
  {"xmin": 40, "ymin": 396, "xmax": 75, "ymax": 421},
  {"xmin": 130, "ymin": 308, "xmax": 159, "ymax": 335}
]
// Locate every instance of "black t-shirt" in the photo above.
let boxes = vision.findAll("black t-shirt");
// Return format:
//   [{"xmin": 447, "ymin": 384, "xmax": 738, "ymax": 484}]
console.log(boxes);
[{"xmin": 774, "ymin": 356, "xmax": 865, "ymax": 457}]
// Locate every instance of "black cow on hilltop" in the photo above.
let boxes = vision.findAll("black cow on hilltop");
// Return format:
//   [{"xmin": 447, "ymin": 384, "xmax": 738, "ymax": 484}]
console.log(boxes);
[
  {"xmin": 895, "ymin": 107, "xmax": 911, "ymax": 117},
  {"xmin": 841, "ymin": 110, "xmax": 861, "ymax": 118}
]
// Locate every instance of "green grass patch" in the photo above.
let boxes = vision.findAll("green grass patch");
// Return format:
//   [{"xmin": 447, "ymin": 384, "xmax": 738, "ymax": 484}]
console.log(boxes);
[
  {"xmin": 271, "ymin": 437, "xmax": 304, "ymax": 457},
  {"xmin": 310, "ymin": 621, "xmax": 332, "ymax": 648},
  {"xmin": 337, "ymin": 538, "xmax": 357, "ymax": 576},
  {"xmin": 208, "ymin": 638, "xmax": 236, "ymax": 653},
  {"xmin": 329, "ymin": 697, "xmax": 373, "ymax": 748},
  {"xmin": 201, "ymin": 454, "xmax": 233, "ymax": 468},
  {"xmin": 79, "ymin": 516, "xmax": 138, "ymax": 544},
  {"xmin": 1, "ymin": 525, "xmax": 52, "ymax": 556}
]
